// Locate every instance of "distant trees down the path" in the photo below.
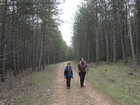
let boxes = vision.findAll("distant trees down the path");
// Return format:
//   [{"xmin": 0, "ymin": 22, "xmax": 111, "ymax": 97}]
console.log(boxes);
[
  {"xmin": 72, "ymin": 0, "xmax": 140, "ymax": 66},
  {"xmin": 0, "ymin": 0, "xmax": 71, "ymax": 81}
]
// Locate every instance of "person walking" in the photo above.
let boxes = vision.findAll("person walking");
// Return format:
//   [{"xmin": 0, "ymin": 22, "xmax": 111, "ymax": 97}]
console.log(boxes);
[
  {"xmin": 78, "ymin": 58, "xmax": 87, "ymax": 87},
  {"xmin": 64, "ymin": 63, "xmax": 73, "ymax": 89}
]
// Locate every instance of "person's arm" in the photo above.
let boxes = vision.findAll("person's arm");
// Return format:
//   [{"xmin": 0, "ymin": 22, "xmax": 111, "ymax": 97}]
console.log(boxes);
[
  {"xmin": 71, "ymin": 67, "xmax": 74, "ymax": 78},
  {"xmin": 85, "ymin": 63, "xmax": 88, "ymax": 71},
  {"xmin": 78, "ymin": 64, "xmax": 81, "ymax": 72},
  {"xmin": 64, "ymin": 67, "xmax": 67, "ymax": 78}
]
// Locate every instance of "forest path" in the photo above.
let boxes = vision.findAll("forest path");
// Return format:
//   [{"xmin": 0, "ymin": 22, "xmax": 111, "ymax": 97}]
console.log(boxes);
[{"xmin": 48, "ymin": 62, "xmax": 118, "ymax": 105}]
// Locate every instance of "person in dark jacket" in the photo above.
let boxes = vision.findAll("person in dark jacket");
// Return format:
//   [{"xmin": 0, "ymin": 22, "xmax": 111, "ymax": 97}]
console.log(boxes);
[
  {"xmin": 64, "ymin": 63, "xmax": 73, "ymax": 88},
  {"xmin": 78, "ymin": 58, "xmax": 87, "ymax": 87}
]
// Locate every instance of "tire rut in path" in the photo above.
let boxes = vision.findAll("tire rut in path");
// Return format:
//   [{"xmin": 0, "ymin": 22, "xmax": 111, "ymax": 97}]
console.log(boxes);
[{"xmin": 48, "ymin": 62, "xmax": 117, "ymax": 105}]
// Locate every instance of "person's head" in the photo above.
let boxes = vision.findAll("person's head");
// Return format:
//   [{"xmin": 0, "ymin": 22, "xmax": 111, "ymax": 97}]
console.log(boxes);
[
  {"xmin": 67, "ymin": 63, "xmax": 70, "ymax": 66},
  {"xmin": 81, "ymin": 58, "xmax": 84, "ymax": 61},
  {"xmin": 81, "ymin": 58, "xmax": 84, "ymax": 60}
]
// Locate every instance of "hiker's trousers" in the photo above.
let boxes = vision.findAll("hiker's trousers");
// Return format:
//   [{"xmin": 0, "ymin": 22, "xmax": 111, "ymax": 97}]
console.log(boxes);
[
  {"xmin": 79, "ymin": 71, "xmax": 86, "ymax": 86},
  {"xmin": 66, "ymin": 77, "xmax": 71, "ymax": 87}
]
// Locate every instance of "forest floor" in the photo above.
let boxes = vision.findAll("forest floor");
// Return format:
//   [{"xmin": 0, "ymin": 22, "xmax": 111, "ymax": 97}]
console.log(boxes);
[{"xmin": 0, "ymin": 62, "xmax": 118, "ymax": 105}]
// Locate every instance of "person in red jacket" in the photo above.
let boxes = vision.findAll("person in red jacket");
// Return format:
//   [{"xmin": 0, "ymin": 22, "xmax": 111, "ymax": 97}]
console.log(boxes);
[{"xmin": 78, "ymin": 58, "xmax": 87, "ymax": 87}]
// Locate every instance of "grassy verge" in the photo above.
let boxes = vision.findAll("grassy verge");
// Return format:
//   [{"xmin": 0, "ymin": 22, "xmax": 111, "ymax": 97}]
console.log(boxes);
[
  {"xmin": 14, "ymin": 64, "xmax": 58, "ymax": 105},
  {"xmin": 72, "ymin": 61, "xmax": 140, "ymax": 105}
]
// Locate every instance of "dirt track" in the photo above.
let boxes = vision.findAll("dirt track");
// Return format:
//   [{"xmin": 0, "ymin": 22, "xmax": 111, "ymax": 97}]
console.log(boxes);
[{"xmin": 48, "ymin": 62, "xmax": 117, "ymax": 105}]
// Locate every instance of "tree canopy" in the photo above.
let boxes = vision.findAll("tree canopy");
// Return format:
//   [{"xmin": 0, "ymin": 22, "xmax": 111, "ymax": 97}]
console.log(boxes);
[
  {"xmin": 0, "ymin": 0, "xmax": 71, "ymax": 81},
  {"xmin": 72, "ymin": 0, "xmax": 140, "ymax": 65}
]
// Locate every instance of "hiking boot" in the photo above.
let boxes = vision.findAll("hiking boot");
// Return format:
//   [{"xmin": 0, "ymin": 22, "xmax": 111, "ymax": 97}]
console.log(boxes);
[
  {"xmin": 67, "ymin": 86, "xmax": 70, "ymax": 89},
  {"xmin": 81, "ymin": 84, "xmax": 85, "ymax": 88}
]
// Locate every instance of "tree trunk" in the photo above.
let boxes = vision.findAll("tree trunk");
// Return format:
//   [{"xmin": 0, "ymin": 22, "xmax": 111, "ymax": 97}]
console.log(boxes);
[
  {"xmin": 42, "ymin": 23, "xmax": 46, "ymax": 69},
  {"xmin": 120, "ymin": 20, "xmax": 127, "ymax": 65},
  {"xmin": 87, "ymin": 42, "xmax": 90, "ymax": 63},
  {"xmin": 95, "ymin": 0, "xmax": 99, "ymax": 64},
  {"xmin": 103, "ymin": 0, "xmax": 109, "ymax": 64},
  {"xmin": 112, "ymin": 1, "xmax": 117, "ymax": 64},
  {"xmin": 0, "ymin": 0, "xmax": 8, "ymax": 81},
  {"xmin": 136, "ymin": 0, "xmax": 140, "ymax": 65},
  {"xmin": 38, "ymin": 23, "xmax": 44, "ymax": 70},
  {"xmin": 127, "ymin": 0, "xmax": 135, "ymax": 61},
  {"xmin": 12, "ymin": 0, "xmax": 17, "ymax": 76}
]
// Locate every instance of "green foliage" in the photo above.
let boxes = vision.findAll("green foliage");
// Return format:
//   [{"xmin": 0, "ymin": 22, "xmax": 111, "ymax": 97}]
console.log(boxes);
[
  {"xmin": 48, "ymin": 28, "xmax": 70, "ymax": 62},
  {"xmin": 0, "ymin": 0, "xmax": 70, "ymax": 76},
  {"xmin": 72, "ymin": 0, "xmax": 139, "ymax": 64}
]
